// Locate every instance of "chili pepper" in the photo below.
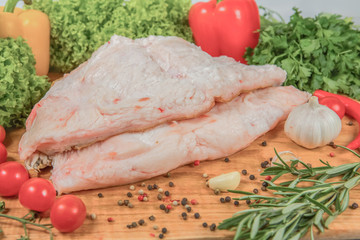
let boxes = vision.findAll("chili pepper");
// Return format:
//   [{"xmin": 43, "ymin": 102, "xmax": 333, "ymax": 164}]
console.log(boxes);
[
  {"xmin": 188, "ymin": 0, "xmax": 260, "ymax": 64},
  {"xmin": 313, "ymin": 90, "xmax": 360, "ymax": 150},
  {"xmin": 0, "ymin": 0, "xmax": 50, "ymax": 75}
]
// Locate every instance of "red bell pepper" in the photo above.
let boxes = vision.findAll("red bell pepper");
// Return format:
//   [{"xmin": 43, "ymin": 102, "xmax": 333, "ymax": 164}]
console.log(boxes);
[{"xmin": 188, "ymin": 0, "xmax": 260, "ymax": 64}]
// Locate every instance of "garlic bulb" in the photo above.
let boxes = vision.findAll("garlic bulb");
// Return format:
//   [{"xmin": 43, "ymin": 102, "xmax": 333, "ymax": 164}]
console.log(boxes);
[{"xmin": 284, "ymin": 96, "xmax": 342, "ymax": 149}]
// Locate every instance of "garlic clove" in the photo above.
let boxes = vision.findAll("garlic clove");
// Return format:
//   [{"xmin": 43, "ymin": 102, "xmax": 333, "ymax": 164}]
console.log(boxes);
[{"xmin": 208, "ymin": 171, "xmax": 241, "ymax": 191}]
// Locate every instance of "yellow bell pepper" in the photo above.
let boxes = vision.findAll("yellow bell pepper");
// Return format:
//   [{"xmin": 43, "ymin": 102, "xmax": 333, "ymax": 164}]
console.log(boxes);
[{"xmin": 0, "ymin": 0, "xmax": 50, "ymax": 76}]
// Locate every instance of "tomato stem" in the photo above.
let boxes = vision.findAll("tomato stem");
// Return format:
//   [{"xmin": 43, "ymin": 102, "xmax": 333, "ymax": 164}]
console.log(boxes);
[{"xmin": 0, "ymin": 212, "xmax": 53, "ymax": 239}]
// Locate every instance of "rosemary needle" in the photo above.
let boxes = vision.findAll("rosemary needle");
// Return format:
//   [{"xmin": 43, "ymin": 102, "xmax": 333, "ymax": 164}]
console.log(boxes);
[{"xmin": 218, "ymin": 146, "xmax": 360, "ymax": 240}]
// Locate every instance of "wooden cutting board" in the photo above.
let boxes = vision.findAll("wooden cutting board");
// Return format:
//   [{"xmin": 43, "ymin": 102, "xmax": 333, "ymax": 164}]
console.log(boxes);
[{"xmin": 0, "ymin": 74, "xmax": 359, "ymax": 240}]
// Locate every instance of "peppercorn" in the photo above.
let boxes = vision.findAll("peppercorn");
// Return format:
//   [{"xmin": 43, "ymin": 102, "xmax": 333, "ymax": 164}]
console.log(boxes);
[
  {"xmin": 194, "ymin": 213, "xmax": 200, "ymax": 219},
  {"xmin": 149, "ymin": 215, "xmax": 156, "ymax": 221},
  {"xmin": 107, "ymin": 217, "xmax": 114, "ymax": 222},
  {"xmin": 194, "ymin": 160, "xmax": 200, "ymax": 166},
  {"xmin": 265, "ymin": 176, "xmax": 272, "ymax": 181},
  {"xmin": 127, "ymin": 192, "xmax": 133, "ymax": 197},
  {"xmin": 131, "ymin": 222, "xmax": 137, "ymax": 228},
  {"xmin": 153, "ymin": 225, "xmax": 158, "ymax": 230},
  {"xmin": 129, "ymin": 185, "xmax": 135, "ymax": 190},
  {"xmin": 160, "ymin": 204, "xmax": 166, "ymax": 210},
  {"xmin": 191, "ymin": 199, "xmax": 198, "ymax": 205},
  {"xmin": 138, "ymin": 219, "xmax": 145, "ymax": 226},
  {"xmin": 128, "ymin": 203, "xmax": 134, "ymax": 208},
  {"xmin": 347, "ymin": 121, "xmax": 354, "ymax": 126},
  {"xmin": 225, "ymin": 196, "xmax": 231, "ymax": 202},
  {"xmin": 261, "ymin": 141, "xmax": 267, "ymax": 146},
  {"xmin": 351, "ymin": 202, "xmax": 359, "ymax": 209},
  {"xmin": 202, "ymin": 173, "xmax": 208, "ymax": 178},
  {"xmin": 173, "ymin": 201, "xmax": 178, "ymax": 206},
  {"xmin": 246, "ymin": 199, "xmax": 251, "ymax": 205},
  {"xmin": 141, "ymin": 182, "xmax": 146, "ymax": 187},
  {"xmin": 261, "ymin": 186, "xmax": 267, "ymax": 191},
  {"xmin": 210, "ymin": 223, "xmax": 216, "ymax": 231},
  {"xmin": 260, "ymin": 162, "xmax": 267, "ymax": 168},
  {"xmin": 234, "ymin": 201, "xmax": 239, "ymax": 206},
  {"xmin": 98, "ymin": 193, "xmax": 104, "ymax": 198},
  {"xmin": 138, "ymin": 195, "xmax": 144, "ymax": 201},
  {"xmin": 220, "ymin": 197, "xmax": 225, "ymax": 203},
  {"xmin": 138, "ymin": 189, "xmax": 144, "ymax": 195},
  {"xmin": 241, "ymin": 169, "xmax": 247, "ymax": 175},
  {"xmin": 186, "ymin": 206, "xmax": 192, "ymax": 213},
  {"xmin": 330, "ymin": 152, "xmax": 335, "ymax": 157},
  {"xmin": 202, "ymin": 222, "xmax": 208, "ymax": 228},
  {"xmin": 168, "ymin": 181, "xmax": 174, "ymax": 187},
  {"xmin": 164, "ymin": 208, "xmax": 170, "ymax": 213},
  {"xmin": 165, "ymin": 172, "xmax": 171, "ymax": 178},
  {"xmin": 181, "ymin": 198, "xmax": 188, "ymax": 206},
  {"xmin": 249, "ymin": 175, "xmax": 255, "ymax": 180},
  {"xmin": 147, "ymin": 185, "xmax": 153, "ymax": 191},
  {"xmin": 159, "ymin": 233, "xmax": 164, "ymax": 239},
  {"xmin": 253, "ymin": 189, "xmax": 258, "ymax": 194},
  {"xmin": 118, "ymin": 200, "xmax": 124, "ymax": 206},
  {"xmin": 181, "ymin": 212, "xmax": 187, "ymax": 220},
  {"xmin": 166, "ymin": 204, "xmax": 172, "ymax": 210},
  {"xmin": 157, "ymin": 193, "xmax": 163, "ymax": 200},
  {"xmin": 89, "ymin": 213, "xmax": 97, "ymax": 220},
  {"xmin": 164, "ymin": 191, "xmax": 170, "ymax": 196},
  {"xmin": 127, "ymin": 224, "xmax": 132, "ymax": 229},
  {"xmin": 158, "ymin": 188, "xmax": 164, "ymax": 193},
  {"xmin": 224, "ymin": 157, "xmax": 230, "ymax": 162},
  {"xmin": 162, "ymin": 227, "xmax": 167, "ymax": 234},
  {"xmin": 153, "ymin": 184, "xmax": 158, "ymax": 189},
  {"xmin": 124, "ymin": 200, "xmax": 129, "ymax": 206},
  {"xmin": 262, "ymin": 182, "xmax": 269, "ymax": 187},
  {"xmin": 214, "ymin": 188, "xmax": 221, "ymax": 195}
]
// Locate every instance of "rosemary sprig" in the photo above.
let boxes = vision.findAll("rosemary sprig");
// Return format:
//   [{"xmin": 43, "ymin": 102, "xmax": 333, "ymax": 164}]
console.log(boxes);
[
  {"xmin": 219, "ymin": 146, "xmax": 360, "ymax": 240},
  {"xmin": 0, "ymin": 201, "xmax": 53, "ymax": 240}
]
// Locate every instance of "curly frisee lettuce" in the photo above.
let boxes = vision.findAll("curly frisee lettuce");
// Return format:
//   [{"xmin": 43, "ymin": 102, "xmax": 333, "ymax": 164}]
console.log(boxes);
[
  {"xmin": 27, "ymin": 0, "xmax": 194, "ymax": 73},
  {"xmin": 0, "ymin": 37, "xmax": 50, "ymax": 129}
]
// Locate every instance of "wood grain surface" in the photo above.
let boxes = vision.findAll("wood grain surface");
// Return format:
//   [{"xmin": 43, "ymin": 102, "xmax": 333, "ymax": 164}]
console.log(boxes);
[{"xmin": 0, "ymin": 74, "xmax": 359, "ymax": 240}]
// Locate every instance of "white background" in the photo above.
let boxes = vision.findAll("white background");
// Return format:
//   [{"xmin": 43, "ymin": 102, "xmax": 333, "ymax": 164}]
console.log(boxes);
[{"xmin": 1, "ymin": 0, "xmax": 359, "ymax": 25}]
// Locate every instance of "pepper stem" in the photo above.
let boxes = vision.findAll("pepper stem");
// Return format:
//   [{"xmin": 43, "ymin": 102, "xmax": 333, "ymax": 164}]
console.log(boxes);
[{"xmin": 3, "ymin": 0, "xmax": 32, "ymax": 13}]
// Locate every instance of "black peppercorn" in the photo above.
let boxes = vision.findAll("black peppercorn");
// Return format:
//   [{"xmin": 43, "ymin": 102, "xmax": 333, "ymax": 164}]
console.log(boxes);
[
  {"xmin": 124, "ymin": 200, "xmax": 129, "ymax": 206},
  {"xmin": 162, "ymin": 227, "xmax": 167, "ymax": 234},
  {"xmin": 181, "ymin": 212, "xmax": 188, "ymax": 220},
  {"xmin": 225, "ymin": 196, "xmax": 231, "ymax": 202},
  {"xmin": 249, "ymin": 175, "xmax": 255, "ymax": 180},
  {"xmin": 153, "ymin": 184, "xmax": 158, "ymax": 189},
  {"xmin": 169, "ymin": 182, "xmax": 174, "ymax": 187},
  {"xmin": 261, "ymin": 141, "xmax": 267, "ymax": 146},
  {"xmin": 127, "ymin": 224, "xmax": 132, "ymax": 229},
  {"xmin": 194, "ymin": 213, "xmax": 200, "ymax": 219},
  {"xmin": 164, "ymin": 191, "xmax": 170, "ymax": 196},
  {"xmin": 253, "ymin": 189, "xmax": 258, "ymax": 194},
  {"xmin": 246, "ymin": 199, "xmax": 251, "ymax": 205},
  {"xmin": 164, "ymin": 208, "xmax": 170, "ymax": 213},
  {"xmin": 127, "ymin": 192, "xmax": 133, "ymax": 197},
  {"xmin": 202, "ymin": 222, "xmax": 208, "ymax": 228},
  {"xmin": 149, "ymin": 215, "xmax": 155, "ymax": 221},
  {"xmin": 241, "ymin": 169, "xmax": 247, "ymax": 175},
  {"xmin": 147, "ymin": 185, "xmax": 153, "ymax": 191},
  {"xmin": 157, "ymin": 193, "xmax": 163, "ymax": 200},
  {"xmin": 210, "ymin": 223, "xmax": 216, "ymax": 231},
  {"xmin": 262, "ymin": 182, "xmax": 269, "ymax": 187},
  {"xmin": 159, "ymin": 233, "xmax": 164, "ymax": 239},
  {"xmin": 186, "ymin": 206, "xmax": 192, "ymax": 213},
  {"xmin": 98, "ymin": 193, "xmax": 104, "ymax": 198},
  {"xmin": 351, "ymin": 202, "xmax": 358, "ymax": 209},
  {"xmin": 138, "ymin": 219, "xmax": 145, "ymax": 226},
  {"xmin": 220, "ymin": 197, "xmax": 225, "ymax": 203},
  {"xmin": 234, "ymin": 200, "xmax": 239, "ymax": 206},
  {"xmin": 224, "ymin": 157, "xmax": 229, "ymax": 162},
  {"xmin": 181, "ymin": 198, "xmax": 188, "ymax": 206},
  {"xmin": 131, "ymin": 222, "xmax": 137, "ymax": 228},
  {"xmin": 160, "ymin": 204, "xmax": 166, "ymax": 210},
  {"xmin": 261, "ymin": 186, "xmax": 267, "ymax": 191}
]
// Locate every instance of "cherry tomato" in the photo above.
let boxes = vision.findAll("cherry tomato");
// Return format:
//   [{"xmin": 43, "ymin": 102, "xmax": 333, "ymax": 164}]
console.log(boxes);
[
  {"xmin": 0, "ymin": 161, "xmax": 29, "ymax": 196},
  {"xmin": 0, "ymin": 125, "xmax": 5, "ymax": 143},
  {"xmin": 50, "ymin": 195, "xmax": 86, "ymax": 233},
  {"xmin": 0, "ymin": 143, "xmax": 7, "ymax": 164},
  {"xmin": 318, "ymin": 96, "xmax": 346, "ymax": 119},
  {"xmin": 19, "ymin": 178, "xmax": 56, "ymax": 212}
]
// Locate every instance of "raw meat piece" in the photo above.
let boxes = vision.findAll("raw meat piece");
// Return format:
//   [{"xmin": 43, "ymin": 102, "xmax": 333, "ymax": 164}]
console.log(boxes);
[
  {"xmin": 46, "ymin": 86, "xmax": 310, "ymax": 193},
  {"xmin": 19, "ymin": 35, "xmax": 286, "ymax": 162}
]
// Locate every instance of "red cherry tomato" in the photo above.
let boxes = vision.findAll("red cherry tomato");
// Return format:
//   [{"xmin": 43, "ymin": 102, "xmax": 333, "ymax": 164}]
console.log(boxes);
[
  {"xmin": 318, "ymin": 96, "xmax": 346, "ymax": 119},
  {"xmin": 0, "ymin": 125, "xmax": 5, "ymax": 143},
  {"xmin": 0, "ymin": 143, "xmax": 7, "ymax": 164},
  {"xmin": 0, "ymin": 162, "xmax": 29, "ymax": 197},
  {"xmin": 50, "ymin": 195, "xmax": 86, "ymax": 233},
  {"xmin": 19, "ymin": 178, "xmax": 56, "ymax": 212}
]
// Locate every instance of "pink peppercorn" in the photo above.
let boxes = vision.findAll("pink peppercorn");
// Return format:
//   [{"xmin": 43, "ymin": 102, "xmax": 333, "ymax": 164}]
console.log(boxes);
[
  {"xmin": 265, "ymin": 176, "xmax": 272, "ymax": 181},
  {"xmin": 138, "ymin": 195, "xmax": 144, "ymax": 201},
  {"xmin": 190, "ymin": 199, "xmax": 198, "ymax": 205},
  {"xmin": 107, "ymin": 217, "xmax": 114, "ymax": 222},
  {"xmin": 166, "ymin": 204, "xmax": 172, "ymax": 210},
  {"xmin": 330, "ymin": 152, "xmax": 335, "ymax": 157},
  {"xmin": 194, "ymin": 160, "xmax": 200, "ymax": 166}
]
